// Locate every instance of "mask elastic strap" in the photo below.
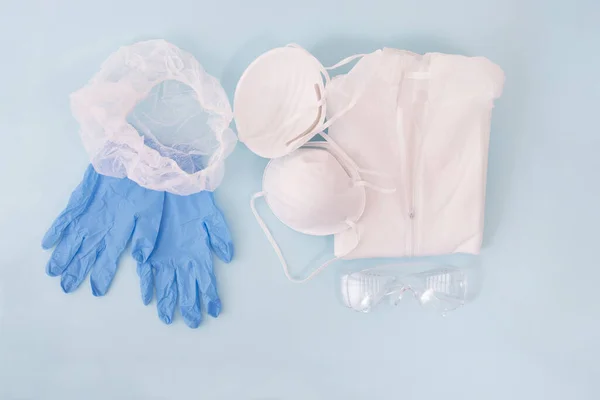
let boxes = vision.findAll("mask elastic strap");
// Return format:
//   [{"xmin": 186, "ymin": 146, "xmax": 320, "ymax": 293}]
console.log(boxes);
[
  {"xmin": 354, "ymin": 166, "xmax": 393, "ymax": 179},
  {"xmin": 251, "ymin": 192, "xmax": 360, "ymax": 284},
  {"xmin": 319, "ymin": 132, "xmax": 397, "ymax": 193},
  {"xmin": 319, "ymin": 50, "xmax": 383, "ymax": 131},
  {"xmin": 282, "ymin": 49, "xmax": 373, "ymax": 149},
  {"xmin": 354, "ymin": 180, "xmax": 396, "ymax": 194},
  {"xmin": 285, "ymin": 44, "xmax": 367, "ymax": 85},
  {"xmin": 325, "ymin": 53, "xmax": 369, "ymax": 71}
]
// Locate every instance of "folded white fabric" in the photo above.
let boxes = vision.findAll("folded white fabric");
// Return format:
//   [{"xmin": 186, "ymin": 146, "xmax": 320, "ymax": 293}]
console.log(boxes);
[{"xmin": 327, "ymin": 48, "xmax": 505, "ymax": 259}]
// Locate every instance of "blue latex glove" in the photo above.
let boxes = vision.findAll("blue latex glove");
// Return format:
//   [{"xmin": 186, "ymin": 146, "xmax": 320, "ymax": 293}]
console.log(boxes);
[
  {"xmin": 42, "ymin": 165, "xmax": 164, "ymax": 295},
  {"xmin": 137, "ymin": 192, "xmax": 233, "ymax": 328}
]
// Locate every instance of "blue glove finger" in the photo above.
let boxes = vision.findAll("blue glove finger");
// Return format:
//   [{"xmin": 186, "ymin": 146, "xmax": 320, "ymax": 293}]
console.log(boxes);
[
  {"xmin": 204, "ymin": 210, "xmax": 234, "ymax": 263},
  {"xmin": 175, "ymin": 262, "xmax": 202, "ymax": 329},
  {"xmin": 131, "ymin": 192, "xmax": 164, "ymax": 264},
  {"xmin": 137, "ymin": 262, "xmax": 154, "ymax": 305},
  {"xmin": 152, "ymin": 263, "xmax": 177, "ymax": 325},
  {"xmin": 197, "ymin": 257, "xmax": 221, "ymax": 318},
  {"xmin": 46, "ymin": 228, "xmax": 84, "ymax": 277},
  {"xmin": 90, "ymin": 219, "xmax": 136, "ymax": 296},
  {"xmin": 42, "ymin": 166, "xmax": 99, "ymax": 249},
  {"xmin": 60, "ymin": 239, "xmax": 105, "ymax": 293}
]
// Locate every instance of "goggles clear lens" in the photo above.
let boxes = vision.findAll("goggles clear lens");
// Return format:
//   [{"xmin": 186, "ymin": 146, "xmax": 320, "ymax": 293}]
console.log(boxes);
[{"xmin": 341, "ymin": 261, "xmax": 481, "ymax": 315}]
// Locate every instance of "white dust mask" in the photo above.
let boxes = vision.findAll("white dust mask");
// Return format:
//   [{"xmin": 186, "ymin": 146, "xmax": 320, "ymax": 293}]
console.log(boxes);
[
  {"xmin": 234, "ymin": 44, "xmax": 382, "ymax": 158},
  {"xmin": 251, "ymin": 142, "xmax": 395, "ymax": 283}
]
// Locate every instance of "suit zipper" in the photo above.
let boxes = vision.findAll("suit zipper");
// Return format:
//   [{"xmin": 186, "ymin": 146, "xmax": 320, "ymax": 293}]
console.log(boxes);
[
  {"xmin": 397, "ymin": 77, "xmax": 415, "ymax": 257},
  {"xmin": 405, "ymin": 69, "xmax": 428, "ymax": 258},
  {"xmin": 413, "ymin": 69, "xmax": 431, "ymax": 257}
]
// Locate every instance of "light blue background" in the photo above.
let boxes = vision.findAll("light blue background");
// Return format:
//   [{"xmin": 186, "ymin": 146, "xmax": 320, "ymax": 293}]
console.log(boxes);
[{"xmin": 1, "ymin": 1, "xmax": 599, "ymax": 399}]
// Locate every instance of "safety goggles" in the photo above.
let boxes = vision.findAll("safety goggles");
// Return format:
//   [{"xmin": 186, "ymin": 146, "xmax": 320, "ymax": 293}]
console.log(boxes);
[{"xmin": 341, "ymin": 262, "xmax": 481, "ymax": 315}]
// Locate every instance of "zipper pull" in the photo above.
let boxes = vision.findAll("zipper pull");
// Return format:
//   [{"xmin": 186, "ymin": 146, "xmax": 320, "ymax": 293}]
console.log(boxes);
[{"xmin": 409, "ymin": 209, "xmax": 415, "ymax": 219}]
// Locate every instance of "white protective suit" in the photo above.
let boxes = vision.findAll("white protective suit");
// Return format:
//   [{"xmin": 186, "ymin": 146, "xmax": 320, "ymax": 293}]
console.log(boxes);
[{"xmin": 327, "ymin": 48, "xmax": 505, "ymax": 259}]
